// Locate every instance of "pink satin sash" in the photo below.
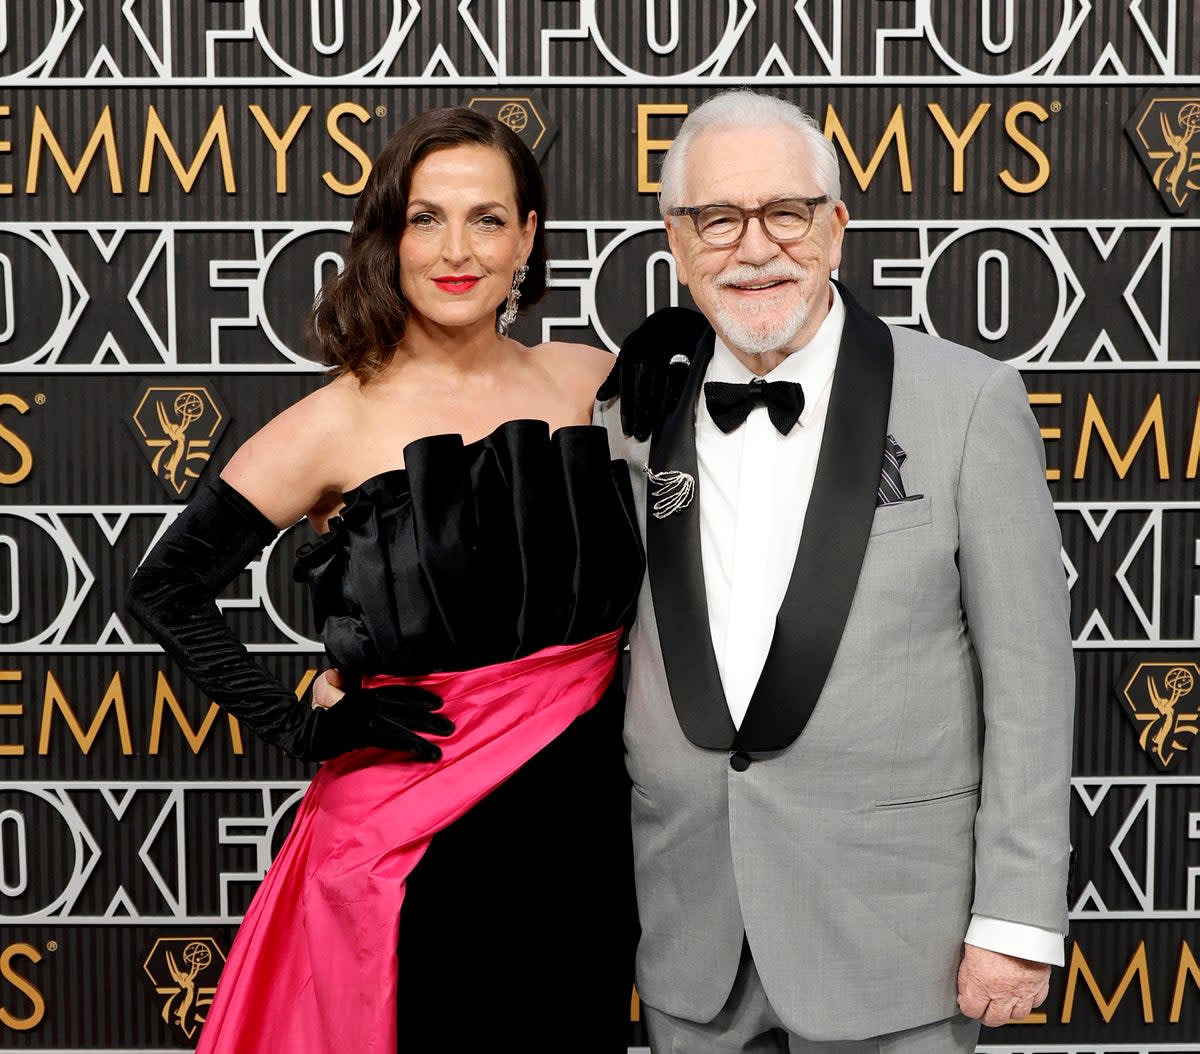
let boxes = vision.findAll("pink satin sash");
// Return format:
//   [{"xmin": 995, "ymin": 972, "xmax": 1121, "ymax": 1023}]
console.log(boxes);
[{"xmin": 194, "ymin": 628, "xmax": 623, "ymax": 1053}]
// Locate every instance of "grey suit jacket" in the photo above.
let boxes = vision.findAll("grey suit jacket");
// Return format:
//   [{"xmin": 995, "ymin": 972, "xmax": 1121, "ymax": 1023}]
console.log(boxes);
[{"xmin": 598, "ymin": 285, "xmax": 1074, "ymax": 1041}]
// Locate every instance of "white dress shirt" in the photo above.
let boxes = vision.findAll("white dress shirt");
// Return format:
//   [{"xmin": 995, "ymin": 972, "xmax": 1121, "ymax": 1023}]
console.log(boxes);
[
  {"xmin": 695, "ymin": 285, "xmax": 1063, "ymax": 967},
  {"xmin": 697, "ymin": 295, "xmax": 841, "ymax": 729}
]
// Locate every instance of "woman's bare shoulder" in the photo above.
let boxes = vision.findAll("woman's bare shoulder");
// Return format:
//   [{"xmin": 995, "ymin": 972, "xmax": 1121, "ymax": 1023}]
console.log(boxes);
[
  {"xmin": 220, "ymin": 373, "xmax": 363, "ymax": 525},
  {"xmin": 247, "ymin": 374, "xmax": 361, "ymax": 457},
  {"xmin": 531, "ymin": 340, "xmax": 615, "ymax": 392}
]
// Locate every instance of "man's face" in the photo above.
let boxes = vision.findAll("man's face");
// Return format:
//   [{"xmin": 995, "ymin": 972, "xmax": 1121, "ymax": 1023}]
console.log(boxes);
[{"xmin": 665, "ymin": 125, "xmax": 848, "ymax": 362}]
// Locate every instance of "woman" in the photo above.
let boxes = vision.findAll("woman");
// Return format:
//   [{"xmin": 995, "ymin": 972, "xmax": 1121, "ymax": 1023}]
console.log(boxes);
[{"xmin": 126, "ymin": 107, "xmax": 644, "ymax": 1052}]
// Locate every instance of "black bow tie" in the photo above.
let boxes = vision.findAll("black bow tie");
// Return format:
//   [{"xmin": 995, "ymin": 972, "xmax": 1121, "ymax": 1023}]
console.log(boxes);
[{"xmin": 703, "ymin": 379, "xmax": 805, "ymax": 435}]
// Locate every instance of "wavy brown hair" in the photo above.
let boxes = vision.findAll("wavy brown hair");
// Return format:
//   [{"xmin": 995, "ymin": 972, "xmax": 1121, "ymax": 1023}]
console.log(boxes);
[{"xmin": 309, "ymin": 107, "xmax": 548, "ymax": 380}]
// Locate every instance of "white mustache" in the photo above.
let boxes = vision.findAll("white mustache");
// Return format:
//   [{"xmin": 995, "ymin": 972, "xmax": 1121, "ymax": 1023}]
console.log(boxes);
[{"xmin": 713, "ymin": 264, "xmax": 808, "ymax": 288}]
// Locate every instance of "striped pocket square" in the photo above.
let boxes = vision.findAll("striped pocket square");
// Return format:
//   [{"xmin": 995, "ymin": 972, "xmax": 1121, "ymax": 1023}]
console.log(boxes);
[{"xmin": 877, "ymin": 434, "xmax": 922, "ymax": 506}]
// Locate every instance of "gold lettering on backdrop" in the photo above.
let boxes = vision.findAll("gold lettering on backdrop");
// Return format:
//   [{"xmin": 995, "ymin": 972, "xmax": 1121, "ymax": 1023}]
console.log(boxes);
[
  {"xmin": 0, "ymin": 670, "xmax": 22, "ymax": 757},
  {"xmin": 139, "ymin": 104, "xmax": 236, "ymax": 194},
  {"xmin": 637, "ymin": 99, "xmax": 1054, "ymax": 197},
  {"xmin": 0, "ymin": 100, "xmax": 1056, "ymax": 200},
  {"xmin": 1073, "ymin": 393, "xmax": 1170, "ymax": 480},
  {"xmin": 0, "ymin": 944, "xmax": 44, "ymax": 1031},
  {"xmin": 1000, "ymin": 101, "xmax": 1051, "ymax": 194},
  {"xmin": 37, "ymin": 670, "xmax": 133, "ymax": 756},
  {"xmin": 823, "ymin": 104, "xmax": 913, "ymax": 193},
  {"xmin": 927, "ymin": 103, "xmax": 991, "ymax": 194},
  {"xmin": 0, "ymin": 104, "xmax": 11, "ymax": 195},
  {"xmin": 149, "ymin": 671, "xmax": 244, "ymax": 755},
  {"xmin": 26, "ymin": 104, "xmax": 122, "ymax": 194},
  {"xmin": 0, "ymin": 394, "xmax": 33, "ymax": 485},
  {"xmin": 1027, "ymin": 392, "xmax": 1063, "ymax": 481},
  {"xmin": 294, "ymin": 667, "xmax": 318, "ymax": 700},
  {"xmin": 147, "ymin": 668, "xmax": 315, "ymax": 756},
  {"xmin": 1, "ymin": 667, "xmax": 317, "ymax": 756},
  {"xmin": 322, "ymin": 102, "xmax": 373, "ymax": 196},
  {"xmin": 248, "ymin": 104, "xmax": 312, "ymax": 195},
  {"xmin": 1187, "ymin": 397, "xmax": 1200, "ymax": 479},
  {"xmin": 1062, "ymin": 940, "xmax": 1154, "ymax": 1023},
  {"xmin": 1171, "ymin": 940, "xmax": 1200, "ymax": 1022},
  {"xmin": 0, "ymin": 102, "xmax": 384, "ymax": 198},
  {"xmin": 636, "ymin": 103, "xmax": 689, "ymax": 194}
]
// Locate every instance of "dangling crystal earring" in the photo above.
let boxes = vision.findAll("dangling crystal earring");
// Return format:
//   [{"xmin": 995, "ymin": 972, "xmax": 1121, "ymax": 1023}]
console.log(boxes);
[{"xmin": 497, "ymin": 263, "xmax": 529, "ymax": 335}]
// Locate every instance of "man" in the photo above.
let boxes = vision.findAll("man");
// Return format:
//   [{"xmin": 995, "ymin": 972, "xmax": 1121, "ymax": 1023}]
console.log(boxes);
[{"xmin": 597, "ymin": 91, "xmax": 1074, "ymax": 1053}]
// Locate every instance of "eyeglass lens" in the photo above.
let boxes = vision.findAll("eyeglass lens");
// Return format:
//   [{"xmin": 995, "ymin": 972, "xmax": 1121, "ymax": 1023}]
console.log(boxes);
[{"xmin": 696, "ymin": 200, "xmax": 818, "ymax": 246}]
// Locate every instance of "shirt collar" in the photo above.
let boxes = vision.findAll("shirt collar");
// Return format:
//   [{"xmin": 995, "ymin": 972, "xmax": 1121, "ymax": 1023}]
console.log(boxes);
[{"xmin": 705, "ymin": 283, "xmax": 845, "ymax": 427}]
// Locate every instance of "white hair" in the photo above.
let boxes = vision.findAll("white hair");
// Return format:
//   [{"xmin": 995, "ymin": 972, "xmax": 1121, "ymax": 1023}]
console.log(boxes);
[{"xmin": 658, "ymin": 91, "xmax": 841, "ymax": 213}]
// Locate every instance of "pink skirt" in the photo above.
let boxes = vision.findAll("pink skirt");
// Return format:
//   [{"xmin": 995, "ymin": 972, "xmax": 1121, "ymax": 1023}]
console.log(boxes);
[{"xmin": 194, "ymin": 629, "xmax": 623, "ymax": 1053}]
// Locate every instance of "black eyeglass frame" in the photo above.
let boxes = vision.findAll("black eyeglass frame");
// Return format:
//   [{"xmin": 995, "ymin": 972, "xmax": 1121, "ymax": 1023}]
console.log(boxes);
[{"xmin": 666, "ymin": 195, "xmax": 830, "ymax": 247}]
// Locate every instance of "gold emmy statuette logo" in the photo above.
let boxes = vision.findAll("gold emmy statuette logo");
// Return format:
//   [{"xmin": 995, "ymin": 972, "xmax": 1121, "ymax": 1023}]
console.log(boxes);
[
  {"xmin": 142, "ymin": 936, "xmax": 225, "ymax": 1040},
  {"xmin": 1125, "ymin": 90, "xmax": 1200, "ymax": 214},
  {"xmin": 466, "ymin": 94, "xmax": 557, "ymax": 162},
  {"xmin": 496, "ymin": 100, "xmax": 529, "ymax": 133},
  {"xmin": 1119, "ymin": 659, "xmax": 1200, "ymax": 771},
  {"xmin": 127, "ymin": 385, "xmax": 229, "ymax": 500}
]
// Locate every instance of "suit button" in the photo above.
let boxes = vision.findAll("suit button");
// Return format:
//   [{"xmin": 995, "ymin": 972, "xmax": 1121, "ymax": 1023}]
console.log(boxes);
[{"xmin": 729, "ymin": 751, "xmax": 751, "ymax": 772}]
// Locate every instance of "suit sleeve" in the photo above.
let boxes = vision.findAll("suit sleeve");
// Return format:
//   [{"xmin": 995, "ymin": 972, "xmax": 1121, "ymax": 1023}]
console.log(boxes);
[{"xmin": 956, "ymin": 363, "xmax": 1074, "ymax": 935}]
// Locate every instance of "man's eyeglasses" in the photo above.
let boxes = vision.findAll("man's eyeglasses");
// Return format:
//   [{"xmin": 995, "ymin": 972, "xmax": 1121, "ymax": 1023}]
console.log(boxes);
[{"xmin": 666, "ymin": 196, "xmax": 829, "ymax": 248}]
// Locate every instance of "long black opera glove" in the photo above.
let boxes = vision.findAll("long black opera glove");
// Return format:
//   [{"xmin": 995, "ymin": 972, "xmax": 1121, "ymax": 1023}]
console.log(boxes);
[
  {"xmin": 125, "ymin": 478, "xmax": 453, "ymax": 762},
  {"xmin": 596, "ymin": 306, "xmax": 709, "ymax": 441},
  {"xmin": 327, "ymin": 684, "xmax": 452, "ymax": 763}
]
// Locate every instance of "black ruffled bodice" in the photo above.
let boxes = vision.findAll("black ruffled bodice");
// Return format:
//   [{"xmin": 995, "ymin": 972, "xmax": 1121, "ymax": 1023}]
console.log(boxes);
[{"xmin": 294, "ymin": 420, "xmax": 645, "ymax": 677}]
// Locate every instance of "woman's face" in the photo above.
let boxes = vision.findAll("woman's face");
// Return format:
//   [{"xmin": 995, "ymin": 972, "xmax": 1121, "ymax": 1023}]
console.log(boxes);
[{"xmin": 398, "ymin": 144, "xmax": 536, "ymax": 334}]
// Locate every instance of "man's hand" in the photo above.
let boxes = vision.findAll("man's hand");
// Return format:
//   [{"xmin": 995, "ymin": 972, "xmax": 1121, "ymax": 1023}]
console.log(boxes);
[{"xmin": 956, "ymin": 944, "xmax": 1051, "ymax": 1027}]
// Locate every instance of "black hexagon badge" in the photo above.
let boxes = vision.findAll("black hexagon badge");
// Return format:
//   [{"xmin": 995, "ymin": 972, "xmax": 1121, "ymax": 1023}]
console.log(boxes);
[
  {"xmin": 1125, "ymin": 89, "xmax": 1200, "ymax": 214},
  {"xmin": 143, "ymin": 936, "xmax": 226, "ymax": 1040},
  {"xmin": 467, "ymin": 94, "xmax": 557, "ymax": 162},
  {"xmin": 127, "ymin": 384, "xmax": 229, "ymax": 500},
  {"xmin": 1118, "ymin": 657, "xmax": 1200, "ymax": 771}
]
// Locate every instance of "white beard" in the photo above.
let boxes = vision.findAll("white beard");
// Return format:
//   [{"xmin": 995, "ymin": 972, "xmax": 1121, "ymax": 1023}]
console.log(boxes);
[
  {"xmin": 707, "ymin": 261, "xmax": 814, "ymax": 357},
  {"xmin": 712, "ymin": 296, "xmax": 810, "ymax": 357}
]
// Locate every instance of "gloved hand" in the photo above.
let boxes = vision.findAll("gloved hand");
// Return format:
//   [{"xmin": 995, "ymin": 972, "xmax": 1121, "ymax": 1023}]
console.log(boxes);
[
  {"xmin": 596, "ymin": 306, "xmax": 709, "ymax": 441},
  {"xmin": 126, "ymin": 477, "xmax": 450, "ymax": 765},
  {"xmin": 321, "ymin": 683, "xmax": 454, "ymax": 762}
]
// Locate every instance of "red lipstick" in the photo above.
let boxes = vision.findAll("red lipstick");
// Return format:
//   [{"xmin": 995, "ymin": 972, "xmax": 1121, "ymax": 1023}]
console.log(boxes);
[{"xmin": 433, "ymin": 275, "xmax": 481, "ymax": 294}]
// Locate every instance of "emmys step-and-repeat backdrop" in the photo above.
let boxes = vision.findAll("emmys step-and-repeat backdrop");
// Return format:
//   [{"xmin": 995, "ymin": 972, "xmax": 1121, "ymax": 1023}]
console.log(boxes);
[{"xmin": 2, "ymin": 2, "xmax": 1199, "ymax": 1051}]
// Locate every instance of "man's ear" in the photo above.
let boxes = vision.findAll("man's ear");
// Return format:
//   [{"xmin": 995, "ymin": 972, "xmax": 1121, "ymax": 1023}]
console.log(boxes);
[
  {"xmin": 827, "ymin": 201, "xmax": 849, "ymax": 272},
  {"xmin": 664, "ymin": 217, "xmax": 691, "ymax": 287}
]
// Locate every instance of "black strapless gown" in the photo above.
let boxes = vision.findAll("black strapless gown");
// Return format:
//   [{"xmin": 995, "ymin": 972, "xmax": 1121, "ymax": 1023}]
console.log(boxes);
[{"xmin": 293, "ymin": 420, "xmax": 645, "ymax": 1051}]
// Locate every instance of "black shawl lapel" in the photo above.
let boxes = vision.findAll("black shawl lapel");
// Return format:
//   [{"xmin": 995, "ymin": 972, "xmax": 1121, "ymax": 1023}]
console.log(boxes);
[
  {"xmin": 733, "ymin": 281, "xmax": 895, "ymax": 751},
  {"xmin": 646, "ymin": 328, "xmax": 737, "ymax": 748}
]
